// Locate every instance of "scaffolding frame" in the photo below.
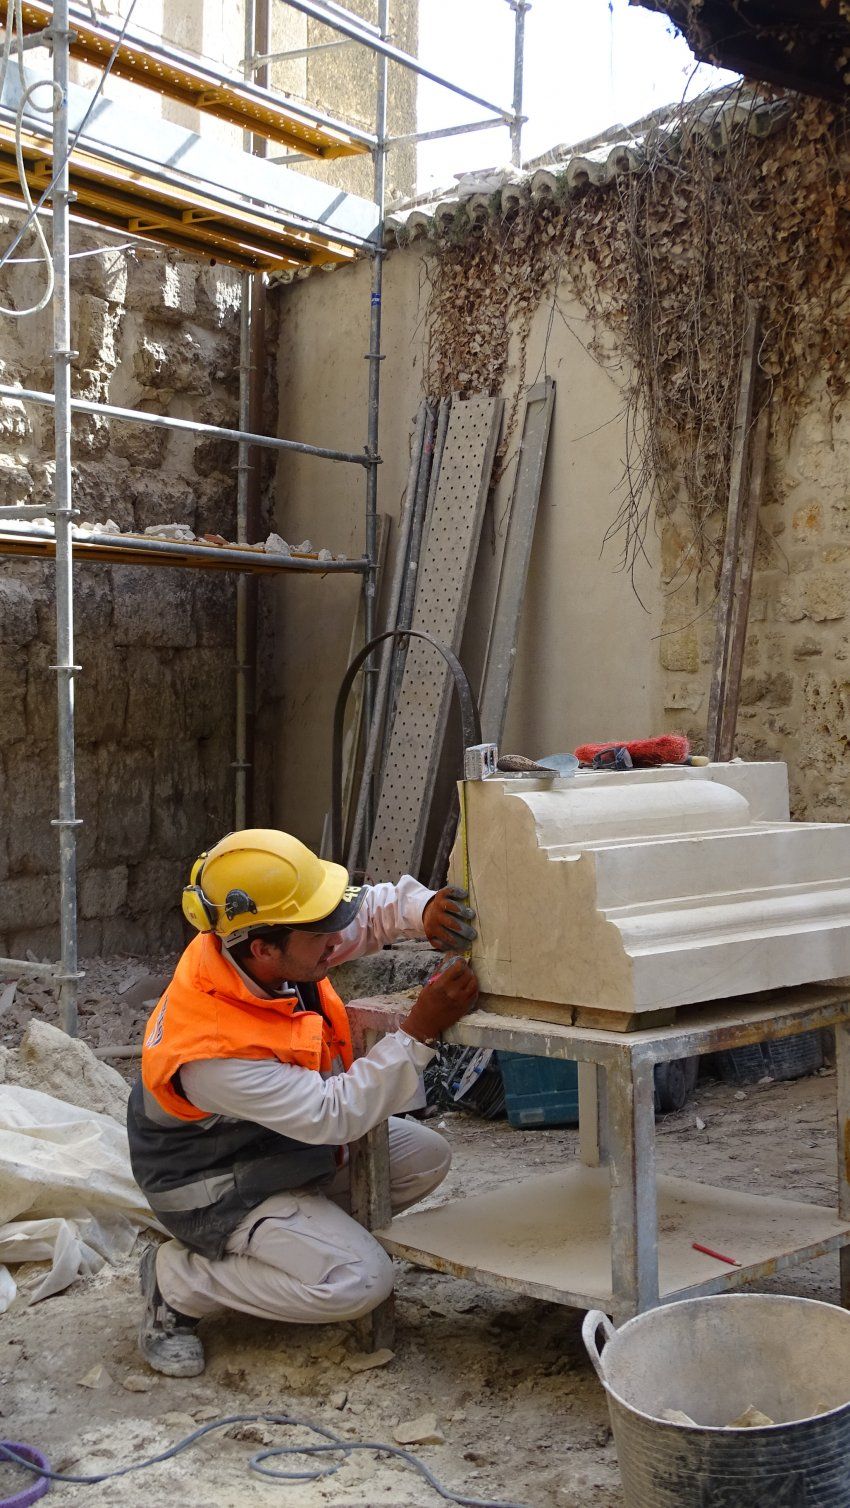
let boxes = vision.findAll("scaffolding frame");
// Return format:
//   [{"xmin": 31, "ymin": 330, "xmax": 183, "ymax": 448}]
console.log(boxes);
[{"xmin": 0, "ymin": 0, "xmax": 527, "ymax": 1033}]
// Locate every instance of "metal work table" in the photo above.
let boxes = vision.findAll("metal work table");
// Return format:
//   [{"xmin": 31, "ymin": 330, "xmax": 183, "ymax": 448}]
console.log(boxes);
[{"xmin": 347, "ymin": 984, "xmax": 850, "ymax": 1336}]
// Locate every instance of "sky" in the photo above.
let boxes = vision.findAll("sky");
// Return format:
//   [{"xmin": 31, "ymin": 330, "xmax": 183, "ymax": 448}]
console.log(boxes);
[{"xmin": 413, "ymin": 0, "xmax": 736, "ymax": 195}]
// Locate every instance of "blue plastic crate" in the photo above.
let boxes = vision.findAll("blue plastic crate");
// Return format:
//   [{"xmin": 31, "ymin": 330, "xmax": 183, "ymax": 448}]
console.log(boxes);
[{"xmin": 497, "ymin": 1051, "xmax": 579, "ymax": 1128}]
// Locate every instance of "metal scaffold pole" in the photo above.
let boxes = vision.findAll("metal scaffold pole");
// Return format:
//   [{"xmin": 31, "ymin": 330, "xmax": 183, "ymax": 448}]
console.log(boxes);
[
  {"xmin": 361, "ymin": 0, "xmax": 388, "ymax": 855},
  {"xmin": 49, "ymin": 0, "xmax": 81, "ymax": 1034},
  {"xmin": 234, "ymin": 0, "xmax": 257, "ymax": 831},
  {"xmin": 510, "ymin": 0, "xmax": 529, "ymax": 168}
]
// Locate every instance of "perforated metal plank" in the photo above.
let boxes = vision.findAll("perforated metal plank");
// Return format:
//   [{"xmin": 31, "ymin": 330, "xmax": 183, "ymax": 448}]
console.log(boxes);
[{"xmin": 367, "ymin": 396, "xmax": 503, "ymax": 882}]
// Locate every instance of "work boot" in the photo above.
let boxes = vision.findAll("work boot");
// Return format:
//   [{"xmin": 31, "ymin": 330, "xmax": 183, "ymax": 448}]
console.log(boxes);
[{"xmin": 138, "ymin": 1244, "xmax": 205, "ymax": 1377}]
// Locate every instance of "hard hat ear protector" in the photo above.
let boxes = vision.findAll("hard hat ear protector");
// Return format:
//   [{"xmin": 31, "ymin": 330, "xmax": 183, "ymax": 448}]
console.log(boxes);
[
  {"xmin": 181, "ymin": 855, "xmax": 261, "ymax": 935},
  {"xmin": 181, "ymin": 853, "xmax": 217, "ymax": 934}
]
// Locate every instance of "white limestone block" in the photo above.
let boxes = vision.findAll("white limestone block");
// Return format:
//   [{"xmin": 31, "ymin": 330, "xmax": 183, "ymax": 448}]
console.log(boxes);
[{"xmin": 449, "ymin": 762, "xmax": 850, "ymax": 1015}]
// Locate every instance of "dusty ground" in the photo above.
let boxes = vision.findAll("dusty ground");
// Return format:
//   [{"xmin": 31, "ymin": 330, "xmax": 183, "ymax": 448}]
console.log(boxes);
[{"xmin": 0, "ymin": 961, "xmax": 844, "ymax": 1507}]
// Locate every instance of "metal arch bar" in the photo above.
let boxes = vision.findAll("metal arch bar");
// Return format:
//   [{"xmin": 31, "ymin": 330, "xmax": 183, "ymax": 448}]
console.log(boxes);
[
  {"xmin": 245, "ymin": 40, "xmax": 355, "ymax": 66},
  {"xmin": 280, "ymin": 0, "xmax": 519, "ymax": 123},
  {"xmin": 330, "ymin": 629, "xmax": 480, "ymax": 866},
  {"xmin": 0, "ymin": 383, "xmax": 374, "ymax": 466},
  {"xmin": 386, "ymin": 118, "xmax": 505, "ymax": 150}
]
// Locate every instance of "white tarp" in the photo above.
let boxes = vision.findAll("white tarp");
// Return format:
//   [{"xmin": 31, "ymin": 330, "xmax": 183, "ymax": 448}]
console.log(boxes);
[{"xmin": 0, "ymin": 1085, "xmax": 159, "ymax": 1308}]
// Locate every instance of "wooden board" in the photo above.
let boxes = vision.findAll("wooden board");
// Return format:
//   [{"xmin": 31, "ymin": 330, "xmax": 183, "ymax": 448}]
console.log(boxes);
[
  {"xmin": 480, "ymin": 993, "xmax": 677, "ymax": 1032},
  {"xmin": 376, "ymin": 1165, "xmax": 850, "ymax": 1313}
]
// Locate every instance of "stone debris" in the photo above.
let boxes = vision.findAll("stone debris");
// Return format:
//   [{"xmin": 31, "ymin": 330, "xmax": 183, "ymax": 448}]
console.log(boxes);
[
  {"xmin": 121, "ymin": 1373, "xmax": 157, "ymax": 1393},
  {"xmin": 163, "ymin": 1411, "xmax": 199, "ymax": 1431},
  {"xmin": 662, "ymin": 1403, "xmax": 777, "ymax": 1428},
  {"xmin": 393, "ymin": 1412, "xmax": 446, "ymax": 1446},
  {"xmin": 330, "ymin": 1389, "xmax": 348, "ymax": 1410},
  {"xmin": 78, "ymin": 1363, "xmax": 113, "ymax": 1390},
  {"xmin": 345, "ymin": 1347, "xmax": 395, "ymax": 1373},
  {"xmin": 727, "ymin": 1404, "xmax": 775, "ymax": 1428},
  {"xmin": 143, "ymin": 522, "xmax": 195, "ymax": 542},
  {"xmin": 264, "ymin": 532, "xmax": 291, "ymax": 555},
  {"xmin": 0, "ymin": 513, "xmax": 343, "ymax": 559},
  {"xmin": 0, "ymin": 1019, "xmax": 130, "ymax": 1122},
  {"xmin": 660, "ymin": 1408, "xmax": 697, "ymax": 1426}
]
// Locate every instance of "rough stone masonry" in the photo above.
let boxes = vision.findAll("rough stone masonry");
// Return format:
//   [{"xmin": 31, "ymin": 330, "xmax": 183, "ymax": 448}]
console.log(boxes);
[{"xmin": 0, "ymin": 217, "xmax": 277, "ymax": 959}]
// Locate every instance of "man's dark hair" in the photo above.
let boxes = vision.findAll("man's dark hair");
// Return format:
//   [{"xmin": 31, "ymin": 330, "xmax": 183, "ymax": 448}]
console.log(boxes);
[{"xmin": 227, "ymin": 924, "xmax": 292, "ymax": 966}]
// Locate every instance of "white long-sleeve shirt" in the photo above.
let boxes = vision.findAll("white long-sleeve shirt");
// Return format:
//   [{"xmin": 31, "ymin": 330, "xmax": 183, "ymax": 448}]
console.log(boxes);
[{"xmin": 181, "ymin": 874, "xmax": 436, "ymax": 1146}]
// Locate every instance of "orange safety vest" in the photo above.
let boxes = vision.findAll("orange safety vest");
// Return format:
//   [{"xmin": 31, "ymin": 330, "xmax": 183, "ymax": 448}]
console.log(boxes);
[{"xmin": 141, "ymin": 931, "xmax": 354, "ymax": 1123}]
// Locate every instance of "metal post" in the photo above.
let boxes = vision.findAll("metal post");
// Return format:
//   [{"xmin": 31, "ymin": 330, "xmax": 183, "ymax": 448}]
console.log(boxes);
[
  {"xmin": 836, "ymin": 1019, "xmax": 850, "ymax": 1307},
  {"xmin": 234, "ymin": 274, "xmax": 252, "ymax": 828},
  {"xmin": 509, "ymin": 0, "xmax": 529, "ymax": 169},
  {"xmin": 49, "ymin": 0, "xmax": 81, "ymax": 1034},
  {"xmin": 233, "ymin": 0, "xmax": 257, "ymax": 830},
  {"xmin": 362, "ymin": 0, "xmax": 388, "ymax": 853}
]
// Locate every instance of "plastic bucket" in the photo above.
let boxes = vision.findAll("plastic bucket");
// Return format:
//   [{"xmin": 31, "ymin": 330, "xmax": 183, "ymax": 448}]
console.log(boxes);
[{"xmin": 583, "ymin": 1294, "xmax": 850, "ymax": 1507}]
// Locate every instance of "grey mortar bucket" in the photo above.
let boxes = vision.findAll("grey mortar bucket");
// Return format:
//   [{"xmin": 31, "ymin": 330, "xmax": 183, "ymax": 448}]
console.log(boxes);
[{"xmin": 582, "ymin": 1293, "xmax": 850, "ymax": 1507}]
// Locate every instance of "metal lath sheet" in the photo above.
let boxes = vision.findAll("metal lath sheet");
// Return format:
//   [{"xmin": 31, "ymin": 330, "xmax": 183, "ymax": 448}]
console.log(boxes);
[{"xmin": 367, "ymin": 396, "xmax": 503, "ymax": 882}]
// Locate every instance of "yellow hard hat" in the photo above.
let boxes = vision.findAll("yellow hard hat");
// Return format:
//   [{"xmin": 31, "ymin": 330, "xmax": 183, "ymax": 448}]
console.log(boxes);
[{"xmin": 181, "ymin": 828, "xmax": 366, "ymax": 941}]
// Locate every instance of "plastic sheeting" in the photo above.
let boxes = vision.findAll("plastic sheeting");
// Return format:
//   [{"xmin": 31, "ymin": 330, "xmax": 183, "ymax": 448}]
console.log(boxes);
[{"xmin": 0, "ymin": 1084, "xmax": 159, "ymax": 1309}]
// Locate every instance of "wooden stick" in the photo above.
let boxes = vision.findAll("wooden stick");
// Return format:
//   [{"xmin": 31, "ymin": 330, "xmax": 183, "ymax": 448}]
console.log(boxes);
[
  {"xmin": 706, "ymin": 302, "xmax": 761, "ymax": 761},
  {"xmin": 717, "ymin": 401, "xmax": 770, "ymax": 762},
  {"xmin": 93, "ymin": 1044, "xmax": 142, "ymax": 1059}
]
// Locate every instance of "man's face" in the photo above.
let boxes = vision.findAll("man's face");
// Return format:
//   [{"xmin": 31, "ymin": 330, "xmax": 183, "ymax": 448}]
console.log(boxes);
[{"xmin": 250, "ymin": 928, "xmax": 342, "ymax": 986}]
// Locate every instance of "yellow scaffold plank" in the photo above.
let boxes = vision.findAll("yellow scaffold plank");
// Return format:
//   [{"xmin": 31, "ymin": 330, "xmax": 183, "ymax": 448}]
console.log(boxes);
[
  {"xmin": 0, "ymin": 120, "xmax": 359, "ymax": 273},
  {"xmin": 1, "ymin": 0, "xmax": 371, "ymax": 158}
]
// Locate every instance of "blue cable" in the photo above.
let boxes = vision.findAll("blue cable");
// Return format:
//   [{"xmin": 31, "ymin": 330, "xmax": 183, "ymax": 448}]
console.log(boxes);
[{"xmin": 0, "ymin": 1414, "xmax": 528, "ymax": 1508}]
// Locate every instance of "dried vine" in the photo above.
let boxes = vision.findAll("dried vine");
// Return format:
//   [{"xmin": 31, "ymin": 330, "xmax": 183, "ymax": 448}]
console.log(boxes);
[{"xmin": 421, "ymin": 83, "xmax": 850, "ymax": 574}]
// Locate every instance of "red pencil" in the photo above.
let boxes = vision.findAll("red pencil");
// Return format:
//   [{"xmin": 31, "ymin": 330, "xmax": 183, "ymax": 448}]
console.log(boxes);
[{"xmin": 692, "ymin": 1241, "xmax": 740, "ymax": 1267}]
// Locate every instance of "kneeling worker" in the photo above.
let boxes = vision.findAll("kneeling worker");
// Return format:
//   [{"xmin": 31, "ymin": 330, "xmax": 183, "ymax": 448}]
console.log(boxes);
[{"xmin": 127, "ymin": 828, "xmax": 478, "ymax": 1377}]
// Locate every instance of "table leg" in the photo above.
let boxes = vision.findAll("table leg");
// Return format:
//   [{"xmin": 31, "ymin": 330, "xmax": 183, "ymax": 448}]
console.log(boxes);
[
  {"xmin": 349, "ymin": 1026, "xmax": 396, "ymax": 1350},
  {"xmin": 607, "ymin": 1054, "xmax": 658, "ymax": 1321},
  {"xmin": 836, "ymin": 1021, "xmax": 850, "ymax": 1308},
  {"xmin": 578, "ymin": 1063, "xmax": 608, "ymax": 1167},
  {"xmin": 349, "ymin": 1122, "xmax": 395, "ymax": 1349}
]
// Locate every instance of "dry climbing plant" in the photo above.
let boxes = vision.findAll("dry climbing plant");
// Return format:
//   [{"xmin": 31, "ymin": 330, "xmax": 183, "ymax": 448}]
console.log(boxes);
[{"xmin": 420, "ymin": 83, "xmax": 850, "ymax": 577}]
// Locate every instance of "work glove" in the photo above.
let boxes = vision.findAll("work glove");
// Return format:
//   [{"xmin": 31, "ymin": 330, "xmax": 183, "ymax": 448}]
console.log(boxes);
[
  {"xmin": 402, "ymin": 955, "xmax": 479, "ymax": 1043},
  {"xmin": 422, "ymin": 885, "xmax": 477, "ymax": 953}
]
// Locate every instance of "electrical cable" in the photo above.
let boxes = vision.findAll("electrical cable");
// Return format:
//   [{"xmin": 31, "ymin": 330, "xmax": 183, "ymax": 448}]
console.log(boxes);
[
  {"xmin": 0, "ymin": 0, "xmax": 58, "ymax": 313},
  {"xmin": 0, "ymin": 1414, "xmax": 529, "ymax": 1508},
  {"xmin": 0, "ymin": 0, "xmax": 141, "ymax": 276},
  {"xmin": 0, "ymin": 76, "xmax": 60, "ymax": 314},
  {"xmin": 3, "ymin": 237, "xmax": 145, "ymax": 262}
]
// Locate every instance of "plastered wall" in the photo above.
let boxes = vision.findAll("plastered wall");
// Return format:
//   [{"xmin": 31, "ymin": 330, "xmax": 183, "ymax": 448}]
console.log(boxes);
[{"xmin": 269, "ymin": 244, "xmax": 666, "ymax": 857}]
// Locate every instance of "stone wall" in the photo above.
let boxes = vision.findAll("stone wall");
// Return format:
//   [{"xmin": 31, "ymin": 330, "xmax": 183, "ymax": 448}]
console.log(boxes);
[
  {"xmin": 0, "ymin": 218, "xmax": 278, "ymax": 959},
  {"xmin": 660, "ymin": 391, "xmax": 850, "ymax": 825}
]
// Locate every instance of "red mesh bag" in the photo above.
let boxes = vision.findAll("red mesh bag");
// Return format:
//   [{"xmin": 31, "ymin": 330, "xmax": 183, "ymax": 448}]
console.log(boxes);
[{"xmin": 575, "ymin": 735, "xmax": 690, "ymax": 767}]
